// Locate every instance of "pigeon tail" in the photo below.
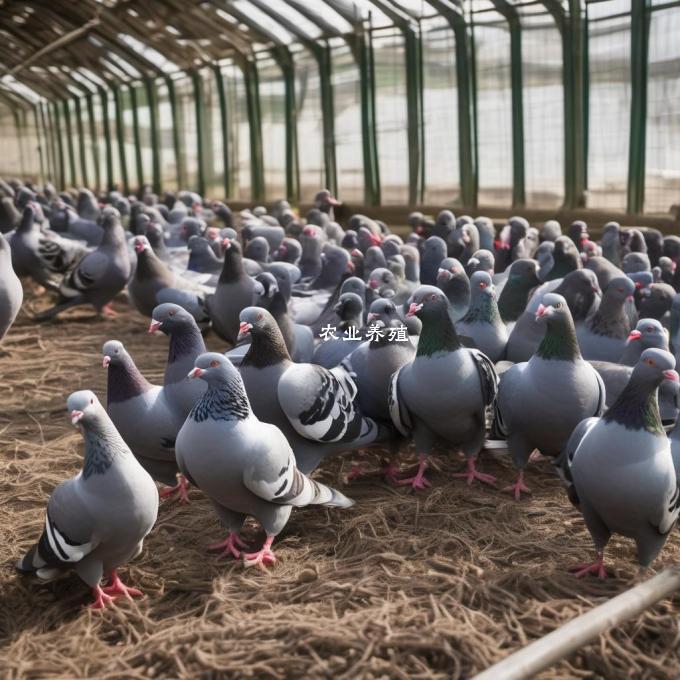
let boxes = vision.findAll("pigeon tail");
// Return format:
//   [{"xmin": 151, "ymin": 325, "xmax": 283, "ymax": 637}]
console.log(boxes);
[{"xmin": 273, "ymin": 467, "xmax": 354, "ymax": 509}]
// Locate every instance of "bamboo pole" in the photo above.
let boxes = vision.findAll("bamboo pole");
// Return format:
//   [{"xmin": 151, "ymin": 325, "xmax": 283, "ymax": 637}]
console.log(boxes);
[{"xmin": 473, "ymin": 567, "xmax": 680, "ymax": 680}]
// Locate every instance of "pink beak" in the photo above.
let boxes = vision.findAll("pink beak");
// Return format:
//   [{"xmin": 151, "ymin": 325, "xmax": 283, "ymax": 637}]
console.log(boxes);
[
  {"xmin": 70, "ymin": 410, "xmax": 84, "ymax": 426},
  {"xmin": 102, "ymin": 356, "xmax": 111, "ymax": 368},
  {"xmin": 536, "ymin": 303, "xmax": 547, "ymax": 318},
  {"xmin": 239, "ymin": 321, "xmax": 251, "ymax": 336},
  {"xmin": 222, "ymin": 237, "xmax": 231, "ymax": 249},
  {"xmin": 628, "ymin": 329, "xmax": 642, "ymax": 341},
  {"xmin": 148, "ymin": 320, "xmax": 162, "ymax": 333},
  {"xmin": 134, "ymin": 240, "xmax": 145, "ymax": 254},
  {"xmin": 369, "ymin": 279, "xmax": 379, "ymax": 290},
  {"xmin": 347, "ymin": 261, "xmax": 355, "ymax": 273},
  {"xmin": 663, "ymin": 369, "xmax": 680, "ymax": 383},
  {"xmin": 188, "ymin": 367, "xmax": 203, "ymax": 379},
  {"xmin": 406, "ymin": 302, "xmax": 421, "ymax": 318}
]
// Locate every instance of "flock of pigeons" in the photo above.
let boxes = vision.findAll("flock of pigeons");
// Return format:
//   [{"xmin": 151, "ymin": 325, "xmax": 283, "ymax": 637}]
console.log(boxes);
[{"xmin": 1, "ymin": 177, "xmax": 680, "ymax": 609}]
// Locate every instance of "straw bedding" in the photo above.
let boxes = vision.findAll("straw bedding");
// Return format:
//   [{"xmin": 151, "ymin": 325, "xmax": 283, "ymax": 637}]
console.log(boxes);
[{"xmin": 1, "ymin": 289, "xmax": 679, "ymax": 679}]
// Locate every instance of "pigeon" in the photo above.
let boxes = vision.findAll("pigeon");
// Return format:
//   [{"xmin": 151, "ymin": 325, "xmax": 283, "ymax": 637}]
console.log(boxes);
[
  {"xmin": 456, "ymin": 271, "xmax": 508, "ymax": 362},
  {"xmin": 238, "ymin": 307, "xmax": 389, "ymax": 474},
  {"xmin": 494, "ymin": 217, "xmax": 529, "ymax": 272},
  {"xmin": 35, "ymin": 209, "xmax": 132, "ymax": 320},
  {"xmin": 466, "ymin": 249, "xmax": 495, "ymax": 277},
  {"xmin": 128, "ymin": 235, "xmax": 207, "ymax": 320},
  {"xmin": 497, "ymin": 259, "xmax": 541, "ymax": 330},
  {"xmin": 10, "ymin": 204, "xmax": 86, "ymax": 291},
  {"xmin": 245, "ymin": 236, "xmax": 270, "ymax": 265},
  {"xmin": 314, "ymin": 188, "xmax": 341, "ymax": 221},
  {"xmin": 448, "ymin": 221, "xmax": 480, "ymax": 265},
  {"xmin": 623, "ymin": 251, "xmax": 651, "ymax": 274},
  {"xmin": 389, "ymin": 286, "xmax": 498, "ymax": 489},
  {"xmin": 149, "ymin": 303, "xmax": 207, "ymax": 416},
  {"xmin": 420, "ymin": 236, "xmax": 447, "ymax": 285},
  {"xmin": 564, "ymin": 349, "xmax": 680, "ymax": 575},
  {"xmin": 577, "ymin": 276, "xmax": 635, "ymax": 361},
  {"xmin": 102, "ymin": 340, "xmax": 188, "ymax": 501},
  {"xmin": 535, "ymin": 241, "xmax": 555, "ymax": 282},
  {"xmin": 638, "ymin": 282, "xmax": 675, "ymax": 321},
  {"xmin": 0, "ymin": 233, "xmax": 22, "ymax": 341},
  {"xmin": 585, "ymin": 256, "xmax": 626, "ymax": 291},
  {"xmin": 0, "ymin": 196, "xmax": 20, "ymax": 233},
  {"xmin": 544, "ymin": 236, "xmax": 582, "ymax": 281},
  {"xmin": 436, "ymin": 258, "xmax": 471, "ymax": 321},
  {"xmin": 145, "ymin": 220, "xmax": 171, "ymax": 263},
  {"xmin": 187, "ymin": 235, "xmax": 223, "ymax": 274},
  {"xmin": 619, "ymin": 319, "xmax": 669, "ymax": 366},
  {"xmin": 206, "ymin": 238, "xmax": 257, "ymax": 344},
  {"xmin": 16, "ymin": 390, "xmax": 158, "ymax": 608},
  {"xmin": 311, "ymin": 291, "xmax": 365, "ymax": 368},
  {"xmin": 362, "ymin": 246, "xmax": 387, "ymax": 280},
  {"xmin": 494, "ymin": 293, "xmax": 605, "ymax": 499},
  {"xmin": 175, "ymin": 352, "xmax": 353, "ymax": 566},
  {"xmin": 298, "ymin": 226, "xmax": 325, "ymax": 280},
  {"xmin": 273, "ymin": 237, "xmax": 302, "ymax": 265},
  {"xmin": 540, "ymin": 220, "xmax": 562, "ymax": 242},
  {"xmin": 474, "ymin": 216, "xmax": 496, "ymax": 252}
]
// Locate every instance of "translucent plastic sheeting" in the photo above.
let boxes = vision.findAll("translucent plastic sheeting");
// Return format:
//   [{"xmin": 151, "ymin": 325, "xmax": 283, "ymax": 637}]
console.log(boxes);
[
  {"xmin": 221, "ymin": 63, "xmax": 251, "ymax": 202},
  {"xmin": 92, "ymin": 95, "xmax": 108, "ymax": 191},
  {"xmin": 57, "ymin": 102, "xmax": 73, "ymax": 190},
  {"xmin": 24, "ymin": 109, "xmax": 43, "ymax": 181},
  {"xmin": 645, "ymin": 5, "xmax": 680, "ymax": 214},
  {"xmin": 421, "ymin": 17, "xmax": 460, "ymax": 205},
  {"xmin": 174, "ymin": 75, "xmax": 199, "ymax": 192},
  {"xmin": 331, "ymin": 41, "xmax": 364, "ymax": 202},
  {"xmin": 473, "ymin": 12, "xmax": 514, "ymax": 208},
  {"xmin": 106, "ymin": 90, "xmax": 123, "ymax": 191},
  {"xmin": 120, "ymin": 88, "xmax": 138, "ymax": 191},
  {"xmin": 258, "ymin": 55, "xmax": 287, "ymax": 201},
  {"xmin": 520, "ymin": 7, "xmax": 564, "ymax": 209},
  {"xmin": 156, "ymin": 80, "xmax": 178, "ymax": 192},
  {"xmin": 372, "ymin": 27, "xmax": 409, "ymax": 204},
  {"xmin": 132, "ymin": 85, "xmax": 154, "ymax": 192},
  {"xmin": 200, "ymin": 68, "xmax": 225, "ymax": 200},
  {"xmin": 80, "ymin": 99, "xmax": 97, "ymax": 191},
  {"xmin": 67, "ymin": 99, "xmax": 83, "ymax": 188},
  {"xmin": 0, "ymin": 106, "xmax": 22, "ymax": 177},
  {"xmin": 586, "ymin": 0, "xmax": 631, "ymax": 211},
  {"xmin": 294, "ymin": 47, "xmax": 325, "ymax": 202}
]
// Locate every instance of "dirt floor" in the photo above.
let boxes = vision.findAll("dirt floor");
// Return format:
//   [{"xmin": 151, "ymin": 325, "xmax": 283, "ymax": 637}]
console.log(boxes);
[{"xmin": 1, "ymin": 288, "xmax": 679, "ymax": 679}]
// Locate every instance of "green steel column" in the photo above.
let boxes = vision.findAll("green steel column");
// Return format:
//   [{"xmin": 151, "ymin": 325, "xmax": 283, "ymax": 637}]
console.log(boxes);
[
  {"xmin": 33, "ymin": 105, "xmax": 46, "ymax": 183},
  {"xmin": 191, "ymin": 70, "xmax": 207, "ymax": 196},
  {"xmin": 74, "ymin": 97, "xmax": 89, "ymax": 188},
  {"xmin": 313, "ymin": 42, "xmax": 337, "ymax": 196},
  {"xmin": 404, "ymin": 28, "xmax": 424, "ymax": 205},
  {"xmin": 627, "ymin": 0, "xmax": 651, "ymax": 214},
  {"xmin": 272, "ymin": 47, "xmax": 299, "ymax": 203},
  {"xmin": 129, "ymin": 85, "xmax": 144, "ymax": 193},
  {"xmin": 38, "ymin": 102, "xmax": 55, "ymax": 184},
  {"xmin": 99, "ymin": 88, "xmax": 113, "ymax": 191},
  {"xmin": 85, "ymin": 93, "xmax": 101, "ymax": 192},
  {"xmin": 112, "ymin": 85, "xmax": 130, "ymax": 195},
  {"xmin": 12, "ymin": 109, "xmax": 26, "ymax": 178},
  {"xmin": 213, "ymin": 64, "xmax": 232, "ymax": 199},
  {"xmin": 52, "ymin": 101, "xmax": 66, "ymax": 190},
  {"xmin": 62, "ymin": 99, "xmax": 77, "ymax": 188},
  {"xmin": 469, "ymin": 15, "xmax": 480, "ymax": 206},
  {"xmin": 144, "ymin": 78, "xmax": 161, "ymax": 195},
  {"xmin": 164, "ymin": 76, "xmax": 183, "ymax": 190},
  {"xmin": 241, "ymin": 58, "xmax": 265, "ymax": 201}
]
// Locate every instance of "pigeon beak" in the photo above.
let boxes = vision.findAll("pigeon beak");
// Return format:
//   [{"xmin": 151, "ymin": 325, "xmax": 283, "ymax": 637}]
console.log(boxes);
[
  {"xmin": 70, "ymin": 410, "xmax": 84, "ymax": 426},
  {"xmin": 188, "ymin": 367, "xmax": 203, "ymax": 380},
  {"xmin": 102, "ymin": 356, "xmax": 111, "ymax": 368},
  {"xmin": 328, "ymin": 197, "xmax": 341, "ymax": 206},
  {"xmin": 368, "ymin": 279, "xmax": 379, "ymax": 290},
  {"xmin": 237, "ymin": 322, "xmax": 253, "ymax": 343},
  {"xmin": 635, "ymin": 281, "xmax": 642, "ymax": 289},
  {"xmin": 663, "ymin": 369, "xmax": 680, "ymax": 383},
  {"xmin": 148, "ymin": 320, "xmax": 162, "ymax": 333},
  {"xmin": 628, "ymin": 329, "xmax": 642, "ymax": 342},
  {"xmin": 406, "ymin": 302, "xmax": 423, "ymax": 318},
  {"xmin": 370, "ymin": 234, "xmax": 382, "ymax": 247},
  {"xmin": 346, "ymin": 260, "xmax": 355, "ymax": 273},
  {"xmin": 535, "ymin": 303, "xmax": 547, "ymax": 320},
  {"xmin": 221, "ymin": 237, "xmax": 232, "ymax": 250},
  {"xmin": 134, "ymin": 240, "xmax": 145, "ymax": 254},
  {"xmin": 437, "ymin": 268, "xmax": 453, "ymax": 281}
]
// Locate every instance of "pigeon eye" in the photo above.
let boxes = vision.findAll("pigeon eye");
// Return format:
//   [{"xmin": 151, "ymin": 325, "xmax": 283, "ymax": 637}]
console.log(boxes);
[
  {"xmin": 647, "ymin": 327, "xmax": 653, "ymax": 333},
  {"xmin": 209, "ymin": 360, "xmax": 220, "ymax": 368},
  {"xmin": 114, "ymin": 349, "xmax": 119, "ymax": 354},
  {"xmin": 479, "ymin": 282, "xmax": 487, "ymax": 288},
  {"xmin": 554, "ymin": 302, "xmax": 562, "ymax": 309},
  {"xmin": 617, "ymin": 287, "xmax": 624, "ymax": 292},
  {"xmin": 429, "ymin": 293, "xmax": 437, "ymax": 300},
  {"xmin": 89, "ymin": 398, "xmax": 93, "ymax": 405},
  {"xmin": 646, "ymin": 359, "xmax": 655, "ymax": 366},
  {"xmin": 169, "ymin": 310, "xmax": 176, "ymax": 316},
  {"xmin": 257, "ymin": 313, "xmax": 263, "ymax": 321}
]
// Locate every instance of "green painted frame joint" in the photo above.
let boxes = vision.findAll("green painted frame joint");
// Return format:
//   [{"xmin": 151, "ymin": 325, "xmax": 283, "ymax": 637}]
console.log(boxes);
[{"xmin": 129, "ymin": 85, "xmax": 144, "ymax": 194}]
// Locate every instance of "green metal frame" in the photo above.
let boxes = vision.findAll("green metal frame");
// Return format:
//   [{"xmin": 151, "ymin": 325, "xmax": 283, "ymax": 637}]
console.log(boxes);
[
  {"xmin": 112, "ymin": 85, "xmax": 130, "ymax": 194},
  {"xmin": 33, "ymin": 105, "xmax": 46, "ymax": 183},
  {"xmin": 51, "ymin": 101, "xmax": 66, "ymax": 190},
  {"xmin": 12, "ymin": 109, "xmax": 26, "ymax": 178},
  {"xmin": 74, "ymin": 96, "xmax": 89, "ymax": 188},
  {"xmin": 62, "ymin": 99, "xmax": 77, "ymax": 188},
  {"xmin": 627, "ymin": 0, "xmax": 651, "ymax": 214},
  {"xmin": 129, "ymin": 85, "xmax": 144, "ymax": 193},
  {"xmin": 144, "ymin": 78, "xmax": 161, "ymax": 195},
  {"xmin": 240, "ymin": 57, "xmax": 265, "ymax": 202},
  {"xmin": 213, "ymin": 64, "xmax": 232, "ymax": 199},
  {"xmin": 191, "ymin": 70, "xmax": 207, "ymax": 197},
  {"xmin": 98, "ymin": 87, "xmax": 113, "ymax": 191},
  {"xmin": 85, "ymin": 93, "xmax": 101, "ymax": 192},
  {"xmin": 164, "ymin": 75, "xmax": 183, "ymax": 190}
]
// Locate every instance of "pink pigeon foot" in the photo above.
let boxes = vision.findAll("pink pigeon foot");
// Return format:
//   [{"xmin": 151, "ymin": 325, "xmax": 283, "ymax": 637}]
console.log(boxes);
[
  {"xmin": 347, "ymin": 463, "xmax": 365, "ymax": 482},
  {"xmin": 207, "ymin": 532, "xmax": 247, "ymax": 560},
  {"xmin": 396, "ymin": 455, "xmax": 431, "ymax": 491},
  {"xmin": 101, "ymin": 303, "xmax": 119, "ymax": 318},
  {"xmin": 102, "ymin": 570, "xmax": 143, "ymax": 599},
  {"xmin": 570, "ymin": 553, "xmax": 607, "ymax": 579},
  {"xmin": 382, "ymin": 461, "xmax": 401, "ymax": 485},
  {"xmin": 159, "ymin": 475, "xmax": 191, "ymax": 503},
  {"xmin": 243, "ymin": 535, "xmax": 276, "ymax": 568},
  {"xmin": 89, "ymin": 585, "xmax": 115, "ymax": 610},
  {"xmin": 453, "ymin": 458, "xmax": 497, "ymax": 487},
  {"xmin": 503, "ymin": 471, "xmax": 531, "ymax": 500}
]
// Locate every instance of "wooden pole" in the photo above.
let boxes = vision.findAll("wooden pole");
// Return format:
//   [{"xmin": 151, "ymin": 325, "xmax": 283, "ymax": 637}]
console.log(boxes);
[{"xmin": 473, "ymin": 567, "xmax": 680, "ymax": 680}]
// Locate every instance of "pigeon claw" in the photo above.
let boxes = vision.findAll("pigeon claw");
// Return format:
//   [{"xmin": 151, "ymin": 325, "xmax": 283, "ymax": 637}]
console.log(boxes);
[
  {"xmin": 243, "ymin": 536, "xmax": 276, "ymax": 569},
  {"xmin": 207, "ymin": 532, "xmax": 247, "ymax": 560},
  {"xmin": 102, "ymin": 570, "xmax": 144, "ymax": 600},
  {"xmin": 503, "ymin": 472, "xmax": 531, "ymax": 500},
  {"xmin": 347, "ymin": 463, "xmax": 365, "ymax": 482},
  {"xmin": 395, "ymin": 455, "xmax": 430, "ymax": 491},
  {"xmin": 159, "ymin": 475, "xmax": 191, "ymax": 504},
  {"xmin": 452, "ymin": 459, "xmax": 497, "ymax": 487},
  {"xmin": 569, "ymin": 555, "xmax": 608, "ymax": 580},
  {"xmin": 382, "ymin": 461, "xmax": 401, "ymax": 486},
  {"xmin": 101, "ymin": 303, "xmax": 119, "ymax": 318},
  {"xmin": 89, "ymin": 585, "xmax": 116, "ymax": 610}
]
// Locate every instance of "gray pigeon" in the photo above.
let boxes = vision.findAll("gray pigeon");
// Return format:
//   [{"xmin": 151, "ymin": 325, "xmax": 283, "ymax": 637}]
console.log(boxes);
[
  {"xmin": 436, "ymin": 258, "xmax": 471, "ymax": 321},
  {"xmin": 175, "ymin": 353, "xmax": 353, "ymax": 566},
  {"xmin": 16, "ymin": 390, "xmax": 158, "ymax": 608},
  {"xmin": 564, "ymin": 349, "xmax": 679, "ymax": 575},
  {"xmin": 187, "ymin": 235, "xmax": 223, "ymax": 274},
  {"xmin": 35, "ymin": 209, "xmax": 131, "ymax": 321},
  {"xmin": 619, "ymin": 318, "xmax": 669, "ymax": 366},
  {"xmin": 420, "ymin": 236, "xmax": 447, "ymax": 285},
  {"xmin": 497, "ymin": 259, "xmax": 541, "ymax": 330},
  {"xmin": 577, "ymin": 276, "xmax": 635, "ymax": 361},
  {"xmin": 0, "ymin": 233, "xmax": 22, "ymax": 341},
  {"xmin": 456, "ymin": 271, "xmax": 508, "ymax": 362},
  {"xmin": 149, "ymin": 303, "xmax": 207, "ymax": 417},
  {"xmin": 102, "ymin": 340, "xmax": 188, "ymax": 500},
  {"xmin": 389, "ymin": 286, "xmax": 498, "ymax": 489},
  {"xmin": 206, "ymin": 238, "xmax": 257, "ymax": 344},
  {"xmin": 311, "ymin": 292, "xmax": 365, "ymax": 368},
  {"xmin": 494, "ymin": 293, "xmax": 605, "ymax": 499},
  {"xmin": 238, "ymin": 307, "xmax": 390, "ymax": 474}
]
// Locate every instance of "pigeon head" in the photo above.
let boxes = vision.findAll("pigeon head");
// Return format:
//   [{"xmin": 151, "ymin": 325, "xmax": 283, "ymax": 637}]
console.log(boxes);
[
  {"xmin": 368, "ymin": 267, "xmax": 396, "ymax": 296},
  {"xmin": 237, "ymin": 306, "xmax": 274, "ymax": 342},
  {"xmin": 627, "ymin": 319, "xmax": 668, "ymax": 351},
  {"xmin": 150, "ymin": 303, "xmax": 196, "ymax": 335},
  {"xmin": 245, "ymin": 236, "xmax": 270, "ymax": 262},
  {"xmin": 254, "ymin": 272, "xmax": 279, "ymax": 301},
  {"xmin": 340, "ymin": 276, "xmax": 366, "ymax": 298},
  {"xmin": 470, "ymin": 271, "xmax": 494, "ymax": 295},
  {"xmin": 180, "ymin": 218, "xmax": 204, "ymax": 242},
  {"xmin": 436, "ymin": 258, "xmax": 466, "ymax": 284},
  {"xmin": 67, "ymin": 390, "xmax": 105, "ymax": 428},
  {"xmin": 623, "ymin": 251, "xmax": 651, "ymax": 274},
  {"xmin": 535, "ymin": 293, "xmax": 570, "ymax": 324},
  {"xmin": 314, "ymin": 188, "xmax": 341, "ymax": 211},
  {"xmin": 466, "ymin": 249, "xmax": 495, "ymax": 276},
  {"xmin": 133, "ymin": 235, "xmax": 151, "ymax": 254},
  {"xmin": 188, "ymin": 352, "xmax": 240, "ymax": 385},
  {"xmin": 633, "ymin": 348, "xmax": 678, "ymax": 387},
  {"xmin": 435, "ymin": 210, "xmax": 455, "ymax": 230},
  {"xmin": 367, "ymin": 298, "xmax": 398, "ymax": 324},
  {"xmin": 101, "ymin": 339, "xmax": 128, "ymax": 368},
  {"xmin": 407, "ymin": 286, "xmax": 448, "ymax": 319},
  {"xmin": 187, "ymin": 235, "xmax": 211, "ymax": 253},
  {"xmin": 605, "ymin": 276, "xmax": 636, "ymax": 303},
  {"xmin": 334, "ymin": 292, "xmax": 363, "ymax": 319}
]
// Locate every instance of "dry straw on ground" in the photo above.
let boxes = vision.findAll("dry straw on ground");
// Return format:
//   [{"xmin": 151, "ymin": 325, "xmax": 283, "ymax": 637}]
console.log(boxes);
[{"xmin": 1, "ymin": 290, "xmax": 679, "ymax": 678}]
